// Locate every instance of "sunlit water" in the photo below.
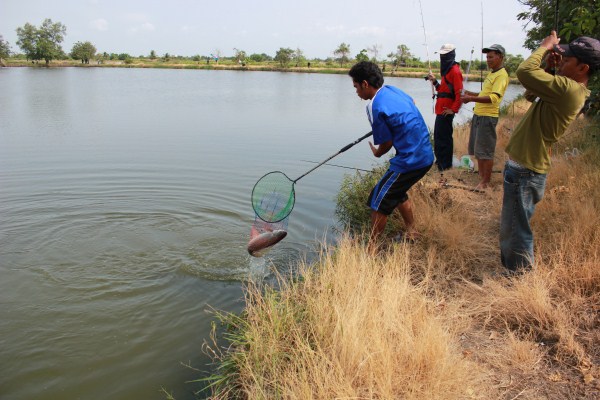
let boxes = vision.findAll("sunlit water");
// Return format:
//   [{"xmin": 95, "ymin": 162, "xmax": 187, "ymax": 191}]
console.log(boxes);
[{"xmin": 0, "ymin": 67, "xmax": 523, "ymax": 399}]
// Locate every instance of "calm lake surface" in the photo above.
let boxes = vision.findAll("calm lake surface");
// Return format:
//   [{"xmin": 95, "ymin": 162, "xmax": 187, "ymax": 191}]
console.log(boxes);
[{"xmin": 0, "ymin": 67, "xmax": 523, "ymax": 399}]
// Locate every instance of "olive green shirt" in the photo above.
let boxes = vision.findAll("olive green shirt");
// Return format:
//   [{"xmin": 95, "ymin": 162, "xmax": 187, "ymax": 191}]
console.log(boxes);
[{"xmin": 505, "ymin": 47, "xmax": 590, "ymax": 174}]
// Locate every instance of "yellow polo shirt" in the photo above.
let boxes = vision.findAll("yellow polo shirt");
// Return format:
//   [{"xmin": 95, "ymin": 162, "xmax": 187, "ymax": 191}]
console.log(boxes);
[{"xmin": 473, "ymin": 67, "xmax": 509, "ymax": 117}]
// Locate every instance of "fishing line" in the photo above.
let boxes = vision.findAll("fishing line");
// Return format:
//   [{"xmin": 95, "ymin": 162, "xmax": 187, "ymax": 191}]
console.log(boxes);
[{"xmin": 300, "ymin": 160, "xmax": 371, "ymax": 173}]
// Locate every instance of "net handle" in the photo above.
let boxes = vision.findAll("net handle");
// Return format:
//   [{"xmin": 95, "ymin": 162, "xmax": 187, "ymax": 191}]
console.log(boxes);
[{"xmin": 293, "ymin": 131, "xmax": 373, "ymax": 183}]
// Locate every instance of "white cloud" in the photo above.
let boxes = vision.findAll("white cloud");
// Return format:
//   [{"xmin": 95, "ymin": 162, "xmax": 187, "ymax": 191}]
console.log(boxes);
[
  {"xmin": 130, "ymin": 22, "xmax": 155, "ymax": 33},
  {"xmin": 123, "ymin": 13, "xmax": 149, "ymax": 23},
  {"xmin": 324, "ymin": 25, "xmax": 345, "ymax": 33},
  {"xmin": 350, "ymin": 26, "xmax": 386, "ymax": 37},
  {"xmin": 90, "ymin": 18, "xmax": 108, "ymax": 31}
]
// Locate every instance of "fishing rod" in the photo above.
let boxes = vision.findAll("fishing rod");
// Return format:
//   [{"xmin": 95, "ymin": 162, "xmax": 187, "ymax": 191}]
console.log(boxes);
[
  {"xmin": 554, "ymin": 0, "xmax": 559, "ymax": 32},
  {"xmin": 439, "ymin": 177, "xmax": 485, "ymax": 194},
  {"xmin": 462, "ymin": 47, "xmax": 475, "ymax": 95},
  {"xmin": 418, "ymin": 0, "xmax": 436, "ymax": 113},
  {"xmin": 552, "ymin": 0, "xmax": 560, "ymax": 75},
  {"xmin": 480, "ymin": 1, "xmax": 484, "ymax": 90},
  {"xmin": 442, "ymin": 182, "xmax": 485, "ymax": 194}
]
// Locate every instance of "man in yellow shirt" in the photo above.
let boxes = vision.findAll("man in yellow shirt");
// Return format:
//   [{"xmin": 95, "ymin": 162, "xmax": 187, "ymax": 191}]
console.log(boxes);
[
  {"xmin": 462, "ymin": 44, "xmax": 509, "ymax": 189},
  {"xmin": 499, "ymin": 32, "xmax": 599, "ymax": 274}
]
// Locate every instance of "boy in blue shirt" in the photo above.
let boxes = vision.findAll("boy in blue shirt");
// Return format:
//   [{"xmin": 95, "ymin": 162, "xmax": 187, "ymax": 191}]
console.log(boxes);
[{"xmin": 349, "ymin": 61, "xmax": 434, "ymax": 248}]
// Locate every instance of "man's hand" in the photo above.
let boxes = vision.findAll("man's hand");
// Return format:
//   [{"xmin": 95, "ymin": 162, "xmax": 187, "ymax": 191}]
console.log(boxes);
[
  {"xmin": 441, "ymin": 107, "xmax": 455, "ymax": 116},
  {"xmin": 426, "ymin": 72, "xmax": 436, "ymax": 82},
  {"xmin": 544, "ymin": 51, "xmax": 561, "ymax": 70},
  {"xmin": 369, "ymin": 141, "xmax": 378, "ymax": 156},
  {"xmin": 369, "ymin": 140, "xmax": 392, "ymax": 158},
  {"xmin": 524, "ymin": 89, "xmax": 537, "ymax": 102},
  {"xmin": 461, "ymin": 95, "xmax": 472, "ymax": 104},
  {"xmin": 540, "ymin": 30, "xmax": 560, "ymax": 51}
]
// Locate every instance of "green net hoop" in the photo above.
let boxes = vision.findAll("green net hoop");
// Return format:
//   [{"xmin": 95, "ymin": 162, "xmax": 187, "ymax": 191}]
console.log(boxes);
[{"xmin": 251, "ymin": 171, "xmax": 295, "ymax": 223}]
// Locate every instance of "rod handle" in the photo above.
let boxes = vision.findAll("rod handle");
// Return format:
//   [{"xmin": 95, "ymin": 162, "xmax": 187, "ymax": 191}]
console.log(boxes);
[{"xmin": 339, "ymin": 131, "xmax": 373, "ymax": 153}]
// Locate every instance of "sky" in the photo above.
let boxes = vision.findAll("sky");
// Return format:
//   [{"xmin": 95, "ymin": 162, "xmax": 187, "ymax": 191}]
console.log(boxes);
[{"xmin": 1, "ymin": 0, "xmax": 533, "ymax": 61}]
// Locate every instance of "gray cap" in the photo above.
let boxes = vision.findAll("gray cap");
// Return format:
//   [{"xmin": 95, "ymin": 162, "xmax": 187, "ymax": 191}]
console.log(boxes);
[{"xmin": 482, "ymin": 44, "xmax": 505, "ymax": 55}]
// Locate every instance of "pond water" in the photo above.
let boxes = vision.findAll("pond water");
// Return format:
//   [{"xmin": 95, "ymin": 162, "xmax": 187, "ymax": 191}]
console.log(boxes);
[{"xmin": 0, "ymin": 67, "xmax": 523, "ymax": 399}]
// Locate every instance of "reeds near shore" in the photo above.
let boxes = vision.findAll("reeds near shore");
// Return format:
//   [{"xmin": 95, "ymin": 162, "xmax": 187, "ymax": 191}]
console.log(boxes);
[{"xmin": 203, "ymin": 99, "xmax": 600, "ymax": 399}]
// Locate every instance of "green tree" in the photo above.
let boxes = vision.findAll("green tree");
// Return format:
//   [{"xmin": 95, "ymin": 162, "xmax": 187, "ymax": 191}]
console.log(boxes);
[
  {"xmin": 387, "ymin": 44, "xmax": 412, "ymax": 69},
  {"xmin": 274, "ymin": 47, "xmax": 294, "ymax": 68},
  {"xmin": 293, "ymin": 48, "xmax": 305, "ymax": 67},
  {"xmin": 16, "ymin": 19, "xmax": 67, "ymax": 65},
  {"xmin": 334, "ymin": 42, "xmax": 350, "ymax": 67},
  {"xmin": 70, "ymin": 41, "xmax": 96, "ymax": 64},
  {"xmin": 97, "ymin": 51, "xmax": 108, "ymax": 64},
  {"xmin": 518, "ymin": 0, "xmax": 600, "ymax": 114},
  {"xmin": 149, "ymin": 50, "xmax": 157, "ymax": 60},
  {"xmin": 355, "ymin": 49, "xmax": 369, "ymax": 62},
  {"xmin": 517, "ymin": 0, "xmax": 599, "ymax": 49},
  {"xmin": 0, "ymin": 35, "xmax": 10, "ymax": 59},
  {"xmin": 503, "ymin": 53, "xmax": 525, "ymax": 75},
  {"xmin": 367, "ymin": 44, "xmax": 381, "ymax": 62},
  {"xmin": 249, "ymin": 53, "xmax": 272, "ymax": 62},
  {"xmin": 233, "ymin": 48, "xmax": 246, "ymax": 64},
  {"xmin": 15, "ymin": 23, "xmax": 36, "ymax": 61}
]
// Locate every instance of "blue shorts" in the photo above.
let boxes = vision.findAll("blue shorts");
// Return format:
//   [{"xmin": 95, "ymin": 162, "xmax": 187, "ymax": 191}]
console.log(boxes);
[{"xmin": 367, "ymin": 164, "xmax": 432, "ymax": 215}]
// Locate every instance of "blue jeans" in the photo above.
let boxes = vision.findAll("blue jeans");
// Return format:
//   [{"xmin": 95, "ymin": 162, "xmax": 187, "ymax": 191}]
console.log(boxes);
[{"xmin": 499, "ymin": 161, "xmax": 547, "ymax": 272}]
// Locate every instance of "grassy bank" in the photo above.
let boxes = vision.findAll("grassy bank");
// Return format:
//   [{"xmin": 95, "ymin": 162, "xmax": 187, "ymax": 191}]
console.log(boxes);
[{"xmin": 201, "ymin": 99, "xmax": 600, "ymax": 399}]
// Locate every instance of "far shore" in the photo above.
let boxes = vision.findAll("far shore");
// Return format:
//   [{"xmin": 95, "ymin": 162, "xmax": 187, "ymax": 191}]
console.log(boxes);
[{"xmin": 1, "ymin": 58, "xmax": 521, "ymax": 84}]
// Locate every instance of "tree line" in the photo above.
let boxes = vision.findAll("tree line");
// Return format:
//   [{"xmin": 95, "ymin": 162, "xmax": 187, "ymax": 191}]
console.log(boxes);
[
  {"xmin": 1, "ymin": 3, "xmax": 598, "ymax": 90},
  {"xmin": 1, "ymin": 18, "xmax": 528, "ymax": 74}
]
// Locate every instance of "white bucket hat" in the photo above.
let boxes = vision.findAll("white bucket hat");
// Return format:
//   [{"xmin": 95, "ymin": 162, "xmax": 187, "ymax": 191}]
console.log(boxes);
[{"xmin": 437, "ymin": 44, "xmax": 456, "ymax": 54}]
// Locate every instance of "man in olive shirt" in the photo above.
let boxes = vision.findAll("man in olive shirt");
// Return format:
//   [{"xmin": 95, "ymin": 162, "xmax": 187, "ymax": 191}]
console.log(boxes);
[
  {"xmin": 462, "ymin": 44, "xmax": 509, "ymax": 189},
  {"xmin": 500, "ymin": 32, "xmax": 600, "ymax": 273}
]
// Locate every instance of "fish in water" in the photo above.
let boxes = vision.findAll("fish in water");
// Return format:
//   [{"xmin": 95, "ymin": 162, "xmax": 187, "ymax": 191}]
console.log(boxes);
[{"xmin": 247, "ymin": 229, "xmax": 287, "ymax": 257}]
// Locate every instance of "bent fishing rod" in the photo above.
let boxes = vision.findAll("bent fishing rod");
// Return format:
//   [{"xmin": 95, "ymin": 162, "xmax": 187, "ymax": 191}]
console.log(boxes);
[{"xmin": 418, "ymin": 0, "xmax": 435, "ymax": 113}]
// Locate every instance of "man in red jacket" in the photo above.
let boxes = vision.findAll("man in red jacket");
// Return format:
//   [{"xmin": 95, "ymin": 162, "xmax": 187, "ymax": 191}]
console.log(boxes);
[{"xmin": 427, "ymin": 44, "xmax": 464, "ymax": 171}]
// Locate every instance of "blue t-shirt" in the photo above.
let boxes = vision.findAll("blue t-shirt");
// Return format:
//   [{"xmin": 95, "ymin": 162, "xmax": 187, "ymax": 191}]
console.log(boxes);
[{"xmin": 368, "ymin": 85, "xmax": 434, "ymax": 173}]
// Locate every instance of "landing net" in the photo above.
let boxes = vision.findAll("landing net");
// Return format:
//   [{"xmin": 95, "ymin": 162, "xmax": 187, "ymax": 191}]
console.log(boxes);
[{"xmin": 251, "ymin": 171, "xmax": 295, "ymax": 223}]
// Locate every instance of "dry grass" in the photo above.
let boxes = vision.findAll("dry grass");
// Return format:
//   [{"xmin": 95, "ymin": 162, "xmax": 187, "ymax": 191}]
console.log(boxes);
[{"xmin": 205, "ymin": 100, "xmax": 600, "ymax": 399}]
